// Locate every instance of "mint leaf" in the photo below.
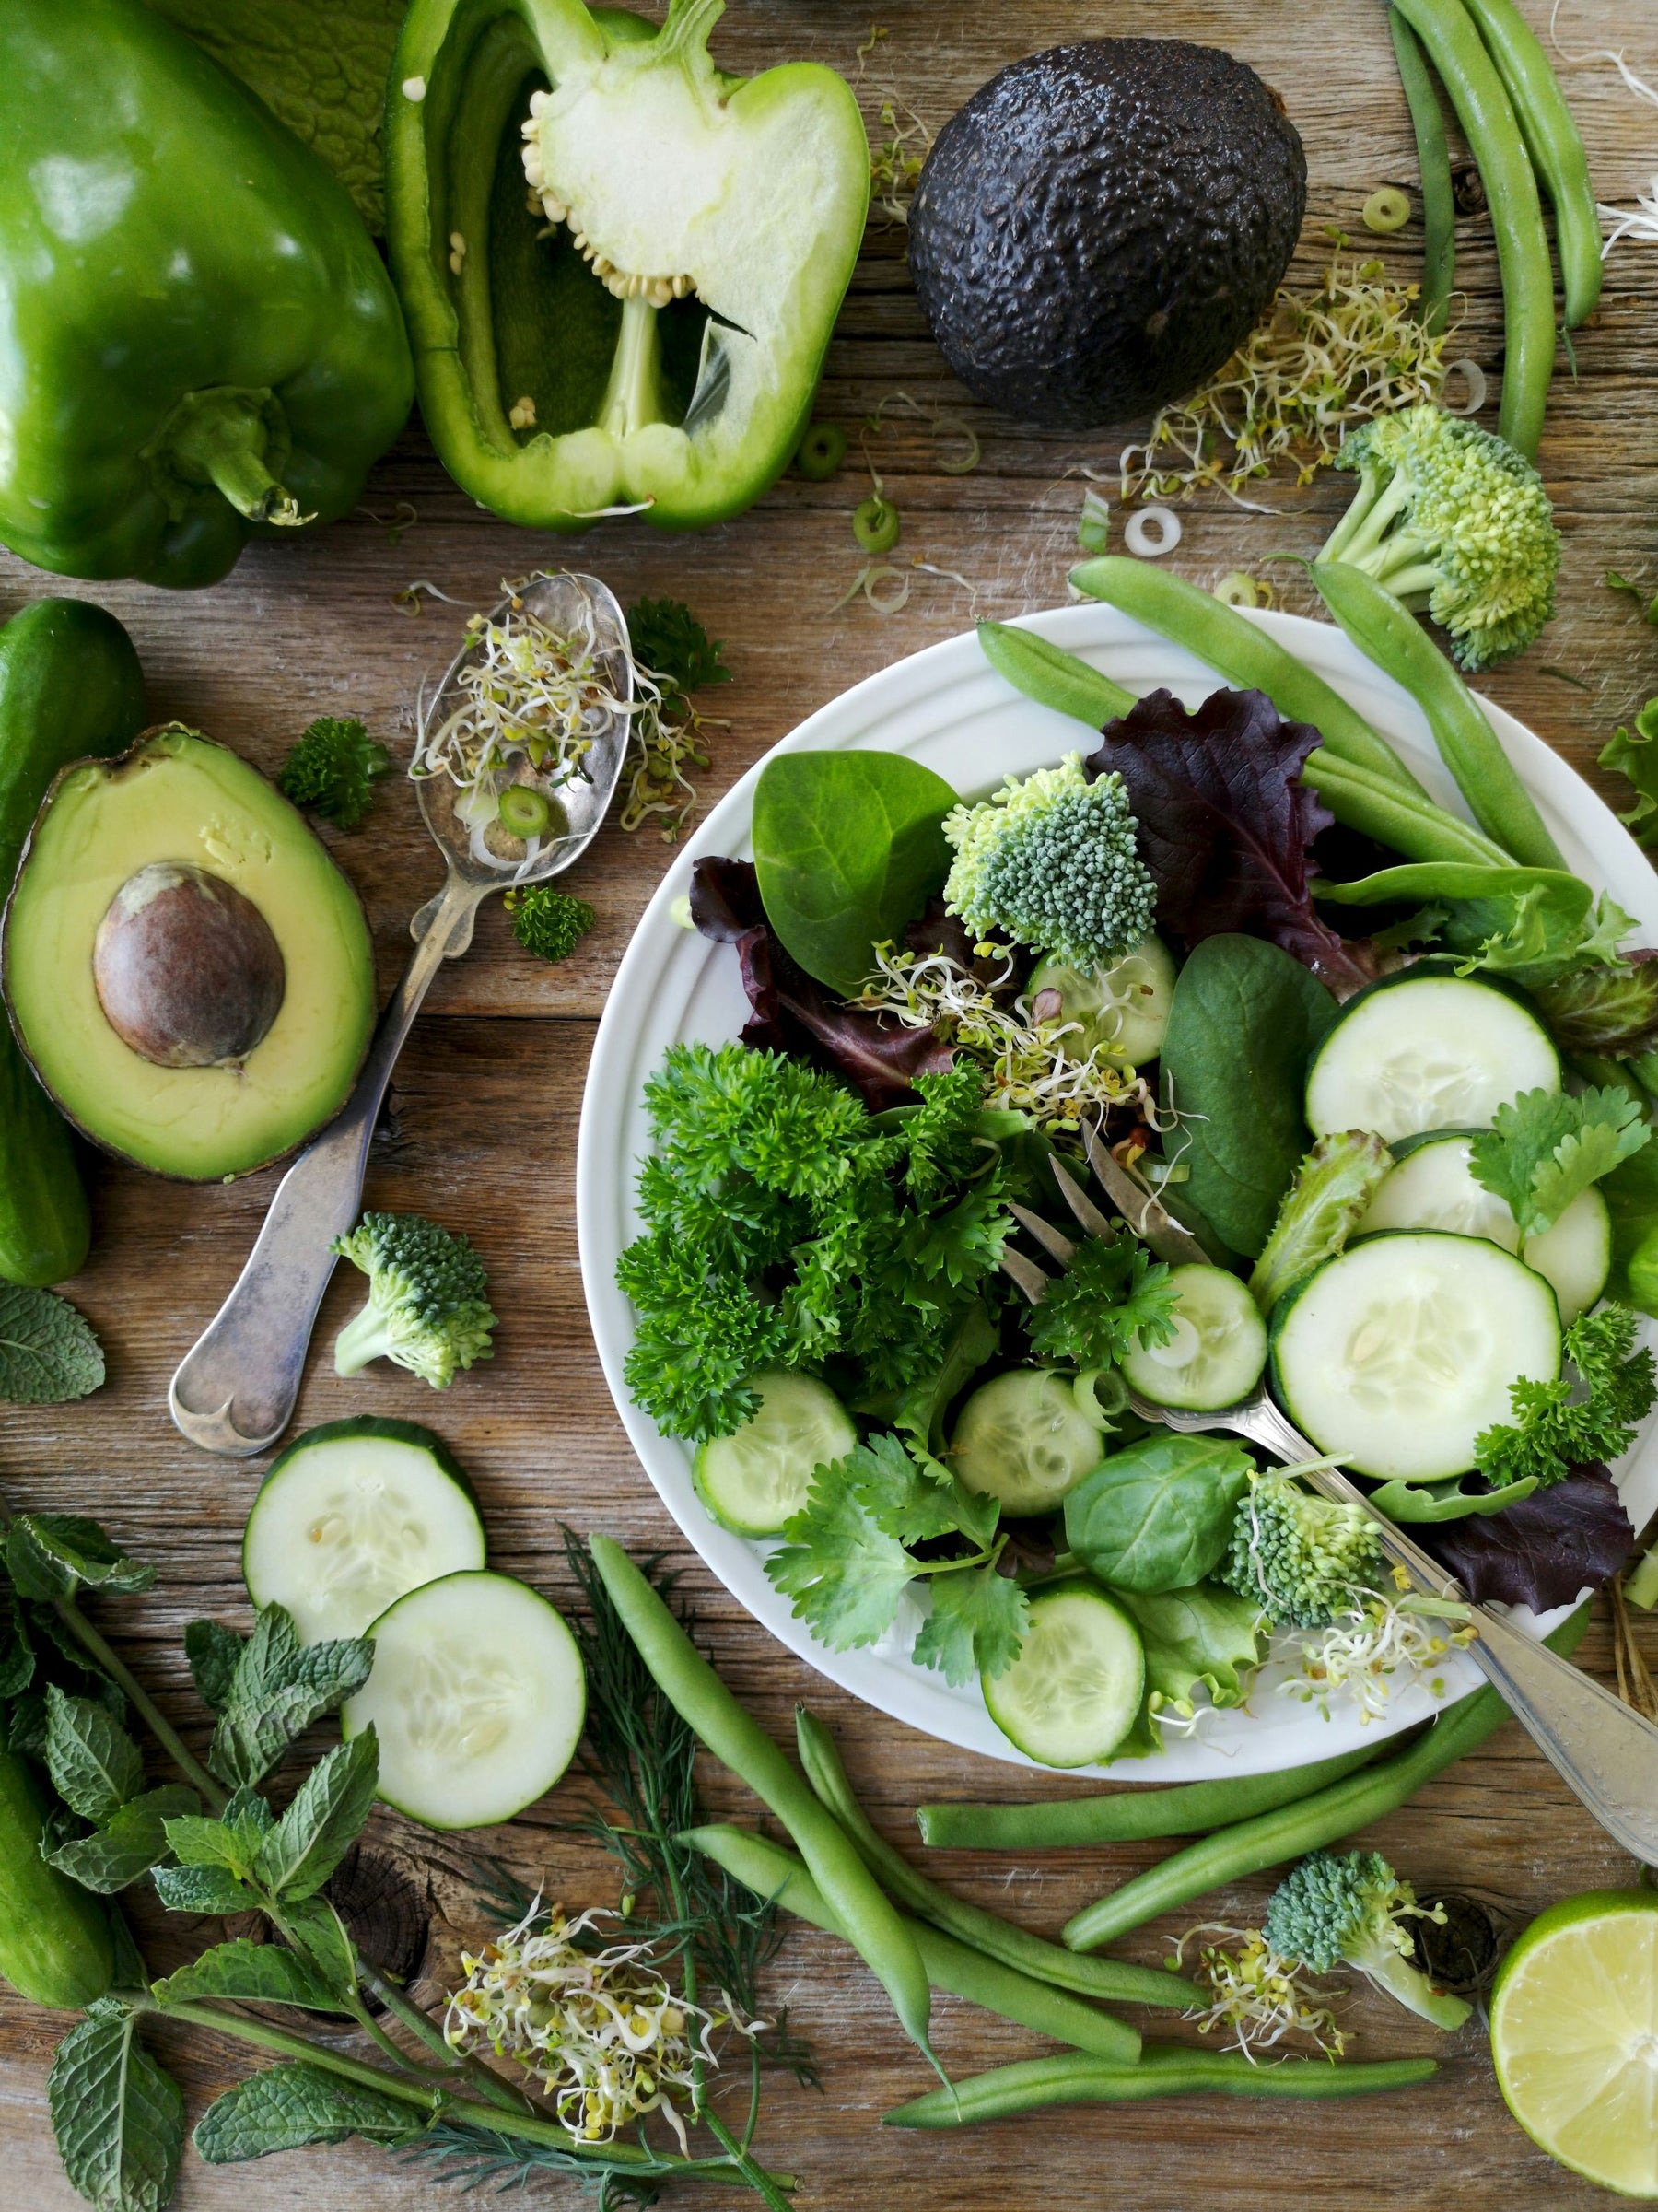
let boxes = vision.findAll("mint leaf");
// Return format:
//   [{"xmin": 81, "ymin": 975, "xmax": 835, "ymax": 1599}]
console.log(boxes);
[
  {"xmin": 184, "ymin": 1620, "xmax": 245, "ymax": 1715},
  {"xmin": 251, "ymin": 1732, "xmax": 379, "ymax": 1901},
  {"xmin": 279, "ymin": 1894, "xmax": 359, "ymax": 1999},
  {"xmin": 45, "ymin": 1685, "xmax": 143, "ymax": 1822},
  {"xmin": 6, "ymin": 1515, "xmax": 152, "ymax": 1602},
  {"xmin": 48, "ymin": 1998, "xmax": 184, "ymax": 2212},
  {"xmin": 0, "ymin": 1286, "xmax": 104, "ymax": 1403},
  {"xmin": 765, "ymin": 1470, "xmax": 918, "ymax": 1649},
  {"xmin": 913, "ymin": 1565, "xmax": 1029, "ymax": 1686},
  {"xmin": 45, "ymin": 1786, "xmax": 197, "ymax": 1893},
  {"xmin": 1025, "ymin": 1234, "xmax": 1178, "ymax": 1369},
  {"xmin": 1471, "ymin": 1085, "xmax": 1651, "ymax": 1238},
  {"xmin": 152, "ymin": 1861, "xmax": 257, "ymax": 1916},
  {"xmin": 154, "ymin": 1938, "xmax": 340, "ymax": 2011},
  {"xmin": 209, "ymin": 1606, "xmax": 373, "ymax": 1789},
  {"xmin": 194, "ymin": 2061, "xmax": 424, "ymax": 2163},
  {"xmin": 0, "ymin": 1586, "xmax": 34, "ymax": 1700},
  {"xmin": 163, "ymin": 1812, "xmax": 259, "ymax": 1878}
]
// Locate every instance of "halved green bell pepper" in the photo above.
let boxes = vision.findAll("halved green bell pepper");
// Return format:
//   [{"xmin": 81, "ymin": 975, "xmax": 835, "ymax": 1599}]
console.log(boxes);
[
  {"xmin": 0, "ymin": 0, "xmax": 414, "ymax": 589},
  {"xmin": 386, "ymin": 0, "xmax": 870, "ymax": 530}
]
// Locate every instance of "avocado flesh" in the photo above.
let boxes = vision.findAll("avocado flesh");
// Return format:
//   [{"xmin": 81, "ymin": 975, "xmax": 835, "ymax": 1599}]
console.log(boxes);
[{"xmin": 3, "ymin": 730, "xmax": 374, "ymax": 1180}]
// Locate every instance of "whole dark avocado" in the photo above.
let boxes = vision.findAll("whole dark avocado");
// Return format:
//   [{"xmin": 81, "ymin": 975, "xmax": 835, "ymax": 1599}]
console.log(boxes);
[{"xmin": 908, "ymin": 40, "xmax": 1307, "ymax": 430}]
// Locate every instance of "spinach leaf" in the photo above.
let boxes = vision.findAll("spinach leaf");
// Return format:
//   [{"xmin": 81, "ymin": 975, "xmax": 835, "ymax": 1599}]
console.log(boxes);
[
  {"xmin": 1159, "ymin": 934, "xmax": 1339, "ymax": 1258},
  {"xmin": 753, "ymin": 750, "xmax": 956, "ymax": 994},
  {"xmin": 1064, "ymin": 1434, "xmax": 1253, "ymax": 1592}
]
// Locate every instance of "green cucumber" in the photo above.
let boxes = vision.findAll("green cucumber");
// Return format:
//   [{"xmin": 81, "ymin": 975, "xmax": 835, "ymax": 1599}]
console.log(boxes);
[
  {"xmin": 1027, "ymin": 934, "xmax": 1178, "ymax": 1068},
  {"xmin": 243, "ymin": 1417, "xmax": 486, "ymax": 1643},
  {"xmin": 1119, "ymin": 1262, "xmax": 1267, "ymax": 1410},
  {"xmin": 0, "ymin": 1746, "xmax": 114, "ymax": 2009},
  {"xmin": 950, "ymin": 1369, "xmax": 1106, "ymax": 1514},
  {"xmin": 983, "ymin": 1580, "xmax": 1144, "ymax": 1769},
  {"xmin": 0, "ymin": 600, "xmax": 146, "ymax": 1284},
  {"xmin": 693, "ymin": 1372, "xmax": 856, "ymax": 1537}
]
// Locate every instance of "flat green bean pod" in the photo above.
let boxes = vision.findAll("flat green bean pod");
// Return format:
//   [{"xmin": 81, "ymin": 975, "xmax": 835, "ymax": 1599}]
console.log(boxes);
[
  {"xmin": 884, "ymin": 2044, "xmax": 1438, "ymax": 2125},
  {"xmin": 1388, "ymin": 6, "xmax": 1457, "ymax": 336},
  {"xmin": 684, "ymin": 1823, "xmax": 1142, "ymax": 2064}
]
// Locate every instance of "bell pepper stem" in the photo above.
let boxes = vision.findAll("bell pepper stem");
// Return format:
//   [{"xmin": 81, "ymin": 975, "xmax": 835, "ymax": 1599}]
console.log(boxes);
[
  {"xmin": 599, "ymin": 296, "xmax": 666, "ymax": 441},
  {"xmin": 164, "ymin": 388, "xmax": 313, "ymax": 527},
  {"xmin": 658, "ymin": 0, "xmax": 726, "ymax": 64}
]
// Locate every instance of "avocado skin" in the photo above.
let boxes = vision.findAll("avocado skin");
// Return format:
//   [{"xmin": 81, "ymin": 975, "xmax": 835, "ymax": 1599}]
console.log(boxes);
[{"xmin": 908, "ymin": 40, "xmax": 1306, "ymax": 431}]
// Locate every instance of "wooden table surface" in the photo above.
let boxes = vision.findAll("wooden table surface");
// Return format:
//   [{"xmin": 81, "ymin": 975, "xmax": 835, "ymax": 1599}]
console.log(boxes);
[{"xmin": 5, "ymin": 2, "xmax": 1658, "ymax": 2205}]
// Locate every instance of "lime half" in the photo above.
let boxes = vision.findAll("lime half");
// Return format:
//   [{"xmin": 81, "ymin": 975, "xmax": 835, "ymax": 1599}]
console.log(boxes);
[{"xmin": 1490, "ymin": 1890, "xmax": 1658, "ymax": 2196}]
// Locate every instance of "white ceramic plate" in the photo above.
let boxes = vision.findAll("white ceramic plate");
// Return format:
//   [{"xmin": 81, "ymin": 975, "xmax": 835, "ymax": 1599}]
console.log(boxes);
[{"xmin": 578, "ymin": 603, "xmax": 1658, "ymax": 1775}]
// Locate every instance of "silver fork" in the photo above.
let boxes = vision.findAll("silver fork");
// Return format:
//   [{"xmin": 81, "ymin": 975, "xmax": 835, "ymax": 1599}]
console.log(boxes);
[{"xmin": 1004, "ymin": 1132, "xmax": 1658, "ymax": 1864}]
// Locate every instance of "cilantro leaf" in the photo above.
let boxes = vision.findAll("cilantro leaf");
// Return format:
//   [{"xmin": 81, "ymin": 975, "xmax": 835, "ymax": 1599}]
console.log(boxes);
[
  {"xmin": 913, "ymin": 1565, "xmax": 1029, "ymax": 1685},
  {"xmin": 1477, "ymin": 1304, "xmax": 1657, "ymax": 1487},
  {"xmin": 1600, "ymin": 698, "xmax": 1658, "ymax": 849},
  {"xmin": 765, "ymin": 1468, "xmax": 918, "ymax": 1650},
  {"xmin": 626, "ymin": 597, "xmax": 731, "ymax": 693},
  {"xmin": 848, "ymin": 1433, "xmax": 963, "ymax": 1547},
  {"xmin": 1470, "ymin": 1086, "xmax": 1651, "ymax": 1238},
  {"xmin": 1024, "ymin": 1235, "xmax": 1179, "ymax": 1369},
  {"xmin": 0, "ymin": 1286, "xmax": 105, "ymax": 1403}
]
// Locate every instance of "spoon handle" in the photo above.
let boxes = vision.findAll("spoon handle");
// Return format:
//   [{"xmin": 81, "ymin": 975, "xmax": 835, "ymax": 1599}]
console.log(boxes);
[{"xmin": 169, "ymin": 876, "xmax": 485, "ymax": 1456}]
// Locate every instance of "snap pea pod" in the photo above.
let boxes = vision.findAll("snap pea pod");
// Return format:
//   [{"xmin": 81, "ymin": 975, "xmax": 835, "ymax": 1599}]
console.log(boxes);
[
  {"xmin": 884, "ymin": 2044, "xmax": 1437, "ymax": 2126},
  {"xmin": 1459, "ymin": 0, "xmax": 1602, "ymax": 329},
  {"xmin": 1313, "ymin": 560, "xmax": 1564, "ymax": 869},
  {"xmin": 1063, "ymin": 1604, "xmax": 1588, "ymax": 1953},
  {"xmin": 1392, "ymin": 0, "xmax": 1556, "ymax": 458},
  {"xmin": 1299, "ymin": 749, "xmax": 1512, "ymax": 866},
  {"xmin": 1069, "ymin": 555, "xmax": 1430, "ymax": 797},
  {"xmin": 1388, "ymin": 6, "xmax": 1456, "ymax": 335},
  {"xmin": 792, "ymin": 1706, "xmax": 1194, "ymax": 2008},
  {"xmin": 916, "ymin": 1743, "xmax": 1381, "ymax": 1851},
  {"xmin": 977, "ymin": 619, "xmax": 1137, "ymax": 727},
  {"xmin": 684, "ymin": 1824, "xmax": 1142, "ymax": 2063},
  {"xmin": 588, "ymin": 1538, "xmax": 940, "ymax": 2073}
]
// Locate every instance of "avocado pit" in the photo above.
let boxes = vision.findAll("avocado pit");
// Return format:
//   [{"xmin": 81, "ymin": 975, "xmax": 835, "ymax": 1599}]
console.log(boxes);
[{"xmin": 92, "ymin": 860, "xmax": 286, "ymax": 1069}]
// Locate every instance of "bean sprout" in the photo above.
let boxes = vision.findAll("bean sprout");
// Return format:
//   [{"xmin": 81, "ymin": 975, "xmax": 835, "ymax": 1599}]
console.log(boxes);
[
  {"xmin": 1279, "ymin": 1585, "xmax": 1475, "ymax": 1723},
  {"xmin": 1167, "ymin": 1924, "xmax": 1347, "ymax": 2062}
]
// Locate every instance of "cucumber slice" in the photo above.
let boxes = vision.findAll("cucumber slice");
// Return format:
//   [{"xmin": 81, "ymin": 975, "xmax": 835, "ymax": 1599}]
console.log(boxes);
[
  {"xmin": 1270, "ymin": 1231, "xmax": 1562, "ymax": 1481},
  {"xmin": 693, "ymin": 1373, "xmax": 856, "ymax": 1537},
  {"xmin": 1360, "ymin": 1132, "xmax": 1611, "ymax": 1325},
  {"xmin": 982, "ymin": 1581, "xmax": 1144, "ymax": 1768},
  {"xmin": 1027, "ymin": 933, "xmax": 1177, "ymax": 1067},
  {"xmin": 343, "ymin": 1571, "xmax": 585, "ymax": 1831},
  {"xmin": 1305, "ymin": 972, "xmax": 1559, "ymax": 1143},
  {"xmin": 242, "ymin": 1417, "xmax": 485, "ymax": 1644},
  {"xmin": 1118, "ymin": 1263, "xmax": 1267, "ymax": 1410},
  {"xmin": 950, "ymin": 1369, "xmax": 1105, "ymax": 1514}
]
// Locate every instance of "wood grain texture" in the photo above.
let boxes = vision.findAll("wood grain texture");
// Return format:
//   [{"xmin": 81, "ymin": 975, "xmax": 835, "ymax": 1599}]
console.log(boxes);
[{"xmin": 3, "ymin": 1, "xmax": 1658, "ymax": 2205}]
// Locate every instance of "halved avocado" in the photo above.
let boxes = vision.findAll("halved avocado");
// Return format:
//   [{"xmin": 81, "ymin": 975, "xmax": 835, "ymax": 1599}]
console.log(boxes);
[{"xmin": 2, "ymin": 725, "xmax": 375, "ymax": 1180}]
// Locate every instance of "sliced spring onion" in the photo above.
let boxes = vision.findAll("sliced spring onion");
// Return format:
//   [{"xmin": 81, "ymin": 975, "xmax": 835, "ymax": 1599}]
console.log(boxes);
[
  {"xmin": 1124, "ymin": 506, "xmax": 1182, "ymax": 558},
  {"xmin": 497, "ymin": 785, "xmax": 554, "ymax": 837},
  {"xmin": 1078, "ymin": 489, "xmax": 1112, "ymax": 555},
  {"xmin": 853, "ymin": 496, "xmax": 902, "ymax": 554},
  {"xmin": 796, "ymin": 423, "xmax": 847, "ymax": 481},
  {"xmin": 1213, "ymin": 571, "xmax": 1262, "ymax": 608},
  {"xmin": 1442, "ymin": 358, "xmax": 1489, "ymax": 415},
  {"xmin": 1362, "ymin": 185, "xmax": 1412, "ymax": 233}
]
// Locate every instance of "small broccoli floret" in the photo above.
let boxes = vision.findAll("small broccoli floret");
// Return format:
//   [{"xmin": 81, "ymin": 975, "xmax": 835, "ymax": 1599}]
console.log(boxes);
[
  {"xmin": 1318, "ymin": 403, "xmax": 1559, "ymax": 671},
  {"xmin": 1263, "ymin": 1849, "xmax": 1472, "ymax": 2031},
  {"xmin": 332, "ymin": 1211, "xmax": 496, "ymax": 1389},
  {"xmin": 1217, "ymin": 1469, "xmax": 1384, "ymax": 1629},
  {"xmin": 941, "ymin": 751, "xmax": 1156, "ymax": 974},
  {"xmin": 277, "ymin": 717, "xmax": 391, "ymax": 829},
  {"xmin": 503, "ymin": 884, "xmax": 595, "ymax": 964}
]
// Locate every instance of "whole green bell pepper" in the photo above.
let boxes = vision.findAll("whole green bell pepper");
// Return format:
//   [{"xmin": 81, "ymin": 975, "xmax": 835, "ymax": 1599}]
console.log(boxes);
[
  {"xmin": 0, "ymin": 0, "xmax": 414, "ymax": 589},
  {"xmin": 386, "ymin": 0, "xmax": 870, "ymax": 530}
]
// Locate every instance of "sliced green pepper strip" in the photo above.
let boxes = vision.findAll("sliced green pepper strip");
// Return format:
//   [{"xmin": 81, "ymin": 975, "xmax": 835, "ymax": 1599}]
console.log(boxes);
[
  {"xmin": 1388, "ymin": 6, "xmax": 1457, "ymax": 336},
  {"xmin": 386, "ymin": 0, "xmax": 870, "ymax": 530}
]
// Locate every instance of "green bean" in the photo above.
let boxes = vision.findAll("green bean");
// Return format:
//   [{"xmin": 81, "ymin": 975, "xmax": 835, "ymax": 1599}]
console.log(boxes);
[
  {"xmin": 792, "ymin": 1706, "xmax": 1196, "ymax": 2009},
  {"xmin": 1389, "ymin": 6, "xmax": 1457, "ymax": 336},
  {"xmin": 587, "ymin": 1538, "xmax": 940, "ymax": 2073},
  {"xmin": 1069, "ymin": 555, "xmax": 1430, "ymax": 797},
  {"xmin": 977, "ymin": 618, "xmax": 1137, "ymax": 728},
  {"xmin": 685, "ymin": 1824, "xmax": 1142, "ymax": 2065},
  {"xmin": 1063, "ymin": 1604, "xmax": 1589, "ymax": 1952},
  {"xmin": 884, "ymin": 2044, "xmax": 1438, "ymax": 2126},
  {"xmin": 916, "ymin": 1744, "xmax": 1381, "ymax": 1852},
  {"xmin": 1392, "ymin": 0, "xmax": 1555, "ymax": 458},
  {"xmin": 1313, "ymin": 559, "xmax": 1563, "ymax": 868},
  {"xmin": 1459, "ymin": 0, "xmax": 1602, "ymax": 329},
  {"xmin": 1300, "ymin": 749, "xmax": 1513, "ymax": 866}
]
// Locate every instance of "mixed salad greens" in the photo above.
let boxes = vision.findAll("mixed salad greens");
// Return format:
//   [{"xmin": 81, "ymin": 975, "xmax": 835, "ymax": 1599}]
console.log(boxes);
[{"xmin": 617, "ymin": 520, "xmax": 1658, "ymax": 1770}]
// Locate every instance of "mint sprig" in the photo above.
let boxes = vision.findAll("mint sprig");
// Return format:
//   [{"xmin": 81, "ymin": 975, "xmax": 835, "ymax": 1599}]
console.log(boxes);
[{"xmin": 0, "ymin": 1286, "xmax": 104, "ymax": 1403}]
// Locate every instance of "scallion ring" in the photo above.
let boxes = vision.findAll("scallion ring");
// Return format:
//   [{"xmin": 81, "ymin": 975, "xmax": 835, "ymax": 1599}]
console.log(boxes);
[
  {"xmin": 1124, "ymin": 505, "xmax": 1182, "ymax": 558},
  {"xmin": 1362, "ymin": 185, "xmax": 1412, "ymax": 234},
  {"xmin": 796, "ymin": 422, "xmax": 847, "ymax": 481},
  {"xmin": 1213, "ymin": 571, "xmax": 1261, "ymax": 609},
  {"xmin": 1441, "ymin": 358, "xmax": 1488, "ymax": 415},
  {"xmin": 852, "ymin": 495, "xmax": 901, "ymax": 554},
  {"xmin": 496, "ymin": 784, "xmax": 554, "ymax": 837}
]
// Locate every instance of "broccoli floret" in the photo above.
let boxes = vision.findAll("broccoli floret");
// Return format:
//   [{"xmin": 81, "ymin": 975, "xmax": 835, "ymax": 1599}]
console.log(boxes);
[
  {"xmin": 504, "ymin": 884, "xmax": 595, "ymax": 964},
  {"xmin": 941, "ymin": 751, "xmax": 1156, "ymax": 974},
  {"xmin": 1217, "ymin": 1469, "xmax": 1384, "ymax": 1629},
  {"xmin": 1318, "ymin": 404, "xmax": 1559, "ymax": 672},
  {"xmin": 277, "ymin": 716, "xmax": 391, "ymax": 829},
  {"xmin": 332, "ymin": 1211, "xmax": 496, "ymax": 1389},
  {"xmin": 1263, "ymin": 1849, "xmax": 1472, "ymax": 2031}
]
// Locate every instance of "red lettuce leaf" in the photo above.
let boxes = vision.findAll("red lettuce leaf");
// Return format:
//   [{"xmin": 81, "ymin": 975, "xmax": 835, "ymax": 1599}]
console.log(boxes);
[
  {"xmin": 689, "ymin": 858, "xmax": 955, "ymax": 1112},
  {"xmin": 1418, "ymin": 1463, "xmax": 1633, "ymax": 1609},
  {"xmin": 1085, "ymin": 686, "xmax": 1380, "ymax": 992}
]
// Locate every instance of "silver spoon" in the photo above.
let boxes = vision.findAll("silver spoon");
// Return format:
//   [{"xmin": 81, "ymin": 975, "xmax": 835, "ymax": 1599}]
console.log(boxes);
[{"xmin": 169, "ymin": 570, "xmax": 632, "ymax": 1456}]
